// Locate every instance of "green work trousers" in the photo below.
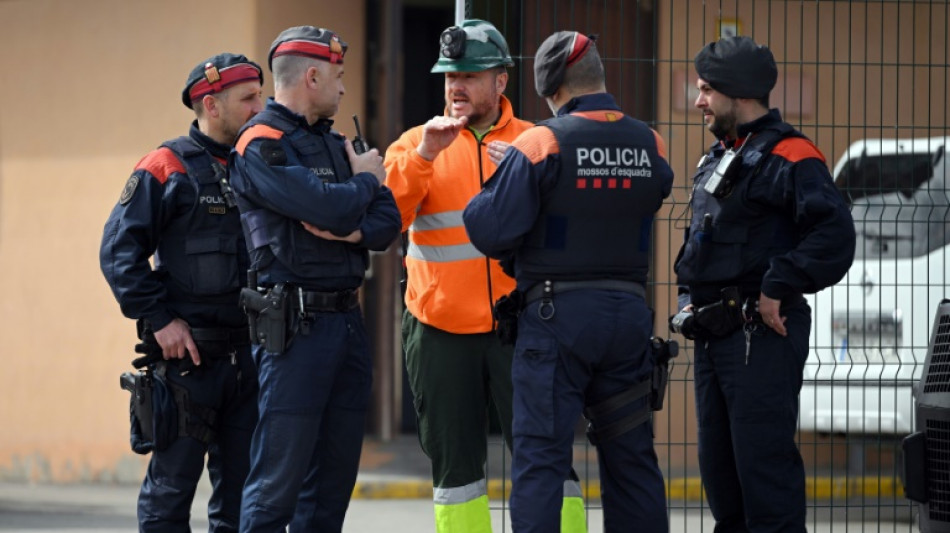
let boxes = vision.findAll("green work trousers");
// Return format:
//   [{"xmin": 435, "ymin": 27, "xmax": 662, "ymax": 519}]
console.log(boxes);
[{"xmin": 403, "ymin": 309, "xmax": 514, "ymax": 489}]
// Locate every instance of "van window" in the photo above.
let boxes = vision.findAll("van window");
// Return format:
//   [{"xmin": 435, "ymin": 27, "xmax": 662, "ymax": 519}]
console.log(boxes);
[
  {"xmin": 835, "ymin": 153, "xmax": 936, "ymax": 202},
  {"xmin": 834, "ymin": 149, "xmax": 949, "ymax": 260}
]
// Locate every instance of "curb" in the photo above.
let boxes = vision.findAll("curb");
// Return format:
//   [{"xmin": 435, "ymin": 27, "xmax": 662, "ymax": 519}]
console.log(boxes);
[{"xmin": 351, "ymin": 476, "xmax": 907, "ymax": 501}]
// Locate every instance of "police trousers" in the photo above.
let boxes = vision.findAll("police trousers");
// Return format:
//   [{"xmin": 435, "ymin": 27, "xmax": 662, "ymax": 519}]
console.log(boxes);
[
  {"xmin": 511, "ymin": 290, "xmax": 667, "ymax": 533},
  {"xmin": 138, "ymin": 346, "xmax": 258, "ymax": 533},
  {"xmin": 239, "ymin": 308, "xmax": 371, "ymax": 533},
  {"xmin": 694, "ymin": 299, "xmax": 810, "ymax": 533}
]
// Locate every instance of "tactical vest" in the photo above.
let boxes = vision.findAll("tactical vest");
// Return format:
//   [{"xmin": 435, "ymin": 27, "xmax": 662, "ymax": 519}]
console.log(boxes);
[
  {"xmin": 674, "ymin": 123, "xmax": 803, "ymax": 300},
  {"xmin": 154, "ymin": 136, "xmax": 247, "ymax": 304},
  {"xmin": 235, "ymin": 110, "xmax": 368, "ymax": 285},
  {"xmin": 515, "ymin": 114, "xmax": 672, "ymax": 283}
]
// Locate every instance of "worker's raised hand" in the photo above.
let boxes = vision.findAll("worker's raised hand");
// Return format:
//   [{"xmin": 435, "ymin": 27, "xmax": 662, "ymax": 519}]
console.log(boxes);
[{"xmin": 417, "ymin": 115, "xmax": 469, "ymax": 161}]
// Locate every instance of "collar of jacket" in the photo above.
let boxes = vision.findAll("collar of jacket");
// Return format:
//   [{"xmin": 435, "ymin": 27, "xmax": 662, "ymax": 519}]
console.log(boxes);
[
  {"xmin": 716, "ymin": 108, "xmax": 784, "ymax": 150},
  {"xmin": 264, "ymin": 97, "xmax": 335, "ymax": 133},
  {"xmin": 188, "ymin": 120, "xmax": 231, "ymax": 160},
  {"xmin": 735, "ymin": 107, "xmax": 783, "ymax": 139},
  {"xmin": 556, "ymin": 92, "xmax": 621, "ymax": 117}
]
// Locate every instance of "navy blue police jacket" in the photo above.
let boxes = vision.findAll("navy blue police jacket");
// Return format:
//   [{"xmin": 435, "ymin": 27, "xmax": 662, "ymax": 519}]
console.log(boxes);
[
  {"xmin": 100, "ymin": 122, "xmax": 249, "ymax": 331},
  {"xmin": 674, "ymin": 109, "xmax": 855, "ymax": 308},
  {"xmin": 463, "ymin": 93, "xmax": 673, "ymax": 286},
  {"xmin": 229, "ymin": 98, "xmax": 400, "ymax": 290}
]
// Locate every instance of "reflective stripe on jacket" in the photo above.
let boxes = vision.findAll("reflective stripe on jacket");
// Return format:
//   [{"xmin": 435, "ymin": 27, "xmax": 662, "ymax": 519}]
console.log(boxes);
[{"xmin": 384, "ymin": 96, "xmax": 532, "ymax": 334}]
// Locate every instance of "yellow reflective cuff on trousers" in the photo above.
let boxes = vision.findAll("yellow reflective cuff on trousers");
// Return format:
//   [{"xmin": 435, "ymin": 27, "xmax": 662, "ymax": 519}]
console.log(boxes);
[
  {"xmin": 434, "ymin": 480, "xmax": 492, "ymax": 533},
  {"xmin": 561, "ymin": 480, "xmax": 588, "ymax": 533}
]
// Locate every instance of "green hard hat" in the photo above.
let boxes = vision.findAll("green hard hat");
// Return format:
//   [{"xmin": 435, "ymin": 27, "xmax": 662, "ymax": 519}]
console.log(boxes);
[{"xmin": 431, "ymin": 19, "xmax": 515, "ymax": 73}]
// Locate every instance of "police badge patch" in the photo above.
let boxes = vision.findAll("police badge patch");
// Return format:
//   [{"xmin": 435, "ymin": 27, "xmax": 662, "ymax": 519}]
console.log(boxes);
[
  {"xmin": 119, "ymin": 175, "xmax": 140, "ymax": 205},
  {"xmin": 259, "ymin": 140, "xmax": 287, "ymax": 166}
]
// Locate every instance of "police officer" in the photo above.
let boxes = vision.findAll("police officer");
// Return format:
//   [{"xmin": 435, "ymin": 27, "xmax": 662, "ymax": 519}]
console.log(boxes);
[
  {"xmin": 673, "ymin": 36, "xmax": 855, "ymax": 532},
  {"xmin": 228, "ymin": 26, "xmax": 401, "ymax": 532},
  {"xmin": 464, "ymin": 31, "xmax": 673, "ymax": 533},
  {"xmin": 384, "ymin": 19, "xmax": 586, "ymax": 532},
  {"xmin": 100, "ymin": 53, "xmax": 264, "ymax": 531}
]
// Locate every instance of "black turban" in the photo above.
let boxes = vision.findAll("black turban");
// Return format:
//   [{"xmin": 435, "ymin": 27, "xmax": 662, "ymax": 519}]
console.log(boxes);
[{"xmin": 694, "ymin": 36, "xmax": 777, "ymax": 99}]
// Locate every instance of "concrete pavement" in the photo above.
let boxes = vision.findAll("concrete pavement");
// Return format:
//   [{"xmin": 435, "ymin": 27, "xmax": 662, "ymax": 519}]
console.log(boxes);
[
  {"xmin": 0, "ymin": 435, "xmax": 919, "ymax": 531},
  {"xmin": 0, "ymin": 481, "xmax": 917, "ymax": 532}
]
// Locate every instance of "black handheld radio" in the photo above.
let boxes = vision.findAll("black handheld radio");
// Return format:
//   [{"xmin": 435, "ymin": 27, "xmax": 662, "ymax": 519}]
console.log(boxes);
[{"xmin": 352, "ymin": 115, "xmax": 369, "ymax": 155}]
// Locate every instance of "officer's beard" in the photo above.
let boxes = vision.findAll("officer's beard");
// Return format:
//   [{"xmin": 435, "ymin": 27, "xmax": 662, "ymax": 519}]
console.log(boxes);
[{"xmin": 709, "ymin": 100, "xmax": 739, "ymax": 140}]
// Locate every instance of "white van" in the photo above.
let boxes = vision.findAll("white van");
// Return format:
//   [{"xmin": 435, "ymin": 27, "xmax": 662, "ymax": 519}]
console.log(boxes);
[{"xmin": 799, "ymin": 137, "xmax": 950, "ymax": 435}]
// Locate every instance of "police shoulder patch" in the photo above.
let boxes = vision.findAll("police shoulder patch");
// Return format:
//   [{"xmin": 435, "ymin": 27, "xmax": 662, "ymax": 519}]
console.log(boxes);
[
  {"xmin": 119, "ymin": 175, "xmax": 141, "ymax": 205},
  {"xmin": 259, "ymin": 139, "xmax": 288, "ymax": 166}
]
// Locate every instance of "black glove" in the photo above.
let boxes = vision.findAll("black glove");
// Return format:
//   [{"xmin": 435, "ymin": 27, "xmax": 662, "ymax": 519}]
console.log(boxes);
[{"xmin": 492, "ymin": 290, "xmax": 524, "ymax": 345}]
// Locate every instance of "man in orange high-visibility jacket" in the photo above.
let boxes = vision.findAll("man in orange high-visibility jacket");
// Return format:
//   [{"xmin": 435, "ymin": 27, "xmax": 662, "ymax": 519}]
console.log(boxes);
[{"xmin": 384, "ymin": 19, "xmax": 586, "ymax": 533}]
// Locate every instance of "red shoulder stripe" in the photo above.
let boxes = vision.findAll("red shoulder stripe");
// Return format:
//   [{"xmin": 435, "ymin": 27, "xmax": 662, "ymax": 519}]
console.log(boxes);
[
  {"xmin": 134, "ymin": 147, "xmax": 184, "ymax": 185},
  {"xmin": 513, "ymin": 126, "xmax": 560, "ymax": 164},
  {"xmin": 236, "ymin": 125, "xmax": 284, "ymax": 156},
  {"xmin": 772, "ymin": 137, "xmax": 826, "ymax": 164}
]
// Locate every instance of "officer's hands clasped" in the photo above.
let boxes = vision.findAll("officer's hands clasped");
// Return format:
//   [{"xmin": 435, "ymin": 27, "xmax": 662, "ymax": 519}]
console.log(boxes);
[{"xmin": 300, "ymin": 221, "xmax": 363, "ymax": 244}]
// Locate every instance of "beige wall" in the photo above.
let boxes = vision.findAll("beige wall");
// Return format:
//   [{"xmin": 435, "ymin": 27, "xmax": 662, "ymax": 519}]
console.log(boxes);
[{"xmin": 0, "ymin": 0, "xmax": 366, "ymax": 483}]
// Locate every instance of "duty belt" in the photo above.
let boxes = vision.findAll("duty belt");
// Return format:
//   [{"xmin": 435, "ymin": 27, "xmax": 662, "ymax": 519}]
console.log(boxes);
[
  {"xmin": 524, "ymin": 279, "xmax": 647, "ymax": 321},
  {"xmin": 524, "ymin": 279, "xmax": 646, "ymax": 304},
  {"xmin": 190, "ymin": 327, "xmax": 250, "ymax": 346},
  {"xmin": 293, "ymin": 288, "xmax": 360, "ymax": 313}
]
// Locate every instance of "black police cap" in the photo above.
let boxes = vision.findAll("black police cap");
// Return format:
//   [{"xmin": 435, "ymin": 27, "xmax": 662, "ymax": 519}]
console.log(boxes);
[
  {"xmin": 694, "ymin": 36, "xmax": 777, "ymax": 99},
  {"xmin": 181, "ymin": 53, "xmax": 263, "ymax": 109},
  {"xmin": 268, "ymin": 26, "xmax": 348, "ymax": 71},
  {"xmin": 534, "ymin": 31, "xmax": 596, "ymax": 97}
]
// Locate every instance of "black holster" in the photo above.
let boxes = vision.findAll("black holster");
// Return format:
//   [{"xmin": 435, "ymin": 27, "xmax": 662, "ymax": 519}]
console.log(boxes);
[
  {"xmin": 120, "ymin": 369, "xmax": 155, "ymax": 455},
  {"xmin": 584, "ymin": 336, "xmax": 679, "ymax": 446},
  {"xmin": 492, "ymin": 290, "xmax": 524, "ymax": 345},
  {"xmin": 121, "ymin": 321, "xmax": 164, "ymax": 454},
  {"xmin": 118, "ymin": 362, "xmax": 180, "ymax": 454},
  {"xmin": 650, "ymin": 336, "xmax": 679, "ymax": 411},
  {"xmin": 240, "ymin": 284, "xmax": 290, "ymax": 354},
  {"xmin": 119, "ymin": 362, "xmax": 216, "ymax": 454}
]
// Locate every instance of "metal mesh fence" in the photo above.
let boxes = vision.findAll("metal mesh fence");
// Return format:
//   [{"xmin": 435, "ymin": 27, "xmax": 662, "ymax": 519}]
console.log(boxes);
[{"xmin": 463, "ymin": 0, "xmax": 950, "ymax": 530}]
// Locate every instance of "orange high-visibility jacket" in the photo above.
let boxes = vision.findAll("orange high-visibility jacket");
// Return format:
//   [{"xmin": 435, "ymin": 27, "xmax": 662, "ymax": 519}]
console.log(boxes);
[{"xmin": 384, "ymin": 96, "xmax": 533, "ymax": 334}]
